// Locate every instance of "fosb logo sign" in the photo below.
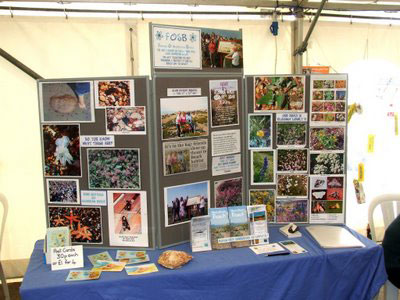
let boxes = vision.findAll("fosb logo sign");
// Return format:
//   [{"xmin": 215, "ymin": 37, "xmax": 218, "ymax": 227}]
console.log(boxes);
[{"xmin": 155, "ymin": 30, "xmax": 197, "ymax": 43}]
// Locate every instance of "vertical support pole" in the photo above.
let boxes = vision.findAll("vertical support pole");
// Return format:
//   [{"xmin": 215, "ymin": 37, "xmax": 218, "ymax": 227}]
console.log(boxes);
[
  {"xmin": 292, "ymin": 8, "xmax": 304, "ymax": 74},
  {"xmin": 129, "ymin": 27, "xmax": 135, "ymax": 76}
]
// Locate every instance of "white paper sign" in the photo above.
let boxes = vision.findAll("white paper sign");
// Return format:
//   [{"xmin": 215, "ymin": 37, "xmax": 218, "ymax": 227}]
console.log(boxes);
[
  {"xmin": 152, "ymin": 25, "xmax": 201, "ymax": 69},
  {"xmin": 51, "ymin": 246, "xmax": 84, "ymax": 271},
  {"xmin": 276, "ymin": 113, "xmax": 308, "ymax": 122},
  {"xmin": 212, "ymin": 154, "xmax": 241, "ymax": 176},
  {"xmin": 80, "ymin": 135, "xmax": 115, "ymax": 147},
  {"xmin": 167, "ymin": 88, "xmax": 201, "ymax": 97},
  {"xmin": 81, "ymin": 190, "xmax": 107, "ymax": 206},
  {"xmin": 211, "ymin": 129, "xmax": 241, "ymax": 156}
]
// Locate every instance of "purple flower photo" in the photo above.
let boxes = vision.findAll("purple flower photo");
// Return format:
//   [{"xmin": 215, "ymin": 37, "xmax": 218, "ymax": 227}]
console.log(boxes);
[{"xmin": 88, "ymin": 148, "xmax": 140, "ymax": 189}]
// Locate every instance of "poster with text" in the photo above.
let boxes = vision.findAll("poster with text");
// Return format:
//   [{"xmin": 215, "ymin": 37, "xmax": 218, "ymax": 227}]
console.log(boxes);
[
  {"xmin": 211, "ymin": 129, "xmax": 241, "ymax": 156},
  {"xmin": 152, "ymin": 25, "xmax": 201, "ymax": 70},
  {"xmin": 107, "ymin": 191, "xmax": 148, "ymax": 247},
  {"xmin": 209, "ymin": 79, "xmax": 239, "ymax": 127},
  {"xmin": 163, "ymin": 139, "xmax": 208, "ymax": 176},
  {"xmin": 212, "ymin": 154, "xmax": 241, "ymax": 176}
]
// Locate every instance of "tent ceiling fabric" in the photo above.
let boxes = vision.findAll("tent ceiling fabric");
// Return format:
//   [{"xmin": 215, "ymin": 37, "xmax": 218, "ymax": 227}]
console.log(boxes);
[{"xmin": 4, "ymin": 0, "xmax": 400, "ymax": 11}]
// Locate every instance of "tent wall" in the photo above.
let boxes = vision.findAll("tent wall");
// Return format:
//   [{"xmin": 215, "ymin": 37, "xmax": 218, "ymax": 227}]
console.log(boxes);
[{"xmin": 1, "ymin": 17, "xmax": 400, "ymax": 275}]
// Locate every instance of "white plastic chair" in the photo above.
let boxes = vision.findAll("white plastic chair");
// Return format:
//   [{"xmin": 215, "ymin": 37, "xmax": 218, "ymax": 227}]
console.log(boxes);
[
  {"xmin": 368, "ymin": 194, "xmax": 400, "ymax": 300},
  {"xmin": 0, "ymin": 193, "xmax": 9, "ymax": 300}
]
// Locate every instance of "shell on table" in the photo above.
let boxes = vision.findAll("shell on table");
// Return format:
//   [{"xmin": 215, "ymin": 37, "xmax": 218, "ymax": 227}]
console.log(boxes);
[{"xmin": 157, "ymin": 250, "xmax": 192, "ymax": 270}]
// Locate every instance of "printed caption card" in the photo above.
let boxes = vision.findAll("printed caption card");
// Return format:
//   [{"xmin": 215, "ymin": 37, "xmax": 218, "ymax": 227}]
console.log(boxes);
[{"xmin": 51, "ymin": 245, "xmax": 84, "ymax": 271}]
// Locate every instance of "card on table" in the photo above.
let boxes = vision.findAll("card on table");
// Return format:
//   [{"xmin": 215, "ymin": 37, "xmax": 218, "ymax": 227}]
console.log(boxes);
[
  {"xmin": 250, "ymin": 243, "xmax": 289, "ymax": 255},
  {"xmin": 279, "ymin": 240, "xmax": 307, "ymax": 254},
  {"xmin": 125, "ymin": 263, "xmax": 159, "ymax": 276},
  {"xmin": 118, "ymin": 254, "xmax": 150, "ymax": 265},
  {"xmin": 66, "ymin": 270, "xmax": 102, "ymax": 281},
  {"xmin": 116, "ymin": 250, "xmax": 147, "ymax": 259},
  {"xmin": 92, "ymin": 260, "xmax": 127, "ymax": 272},
  {"xmin": 88, "ymin": 251, "xmax": 113, "ymax": 266}
]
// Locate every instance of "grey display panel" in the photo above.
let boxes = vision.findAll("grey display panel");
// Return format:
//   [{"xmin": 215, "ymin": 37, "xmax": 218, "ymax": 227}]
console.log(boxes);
[
  {"xmin": 39, "ymin": 76, "xmax": 155, "ymax": 249},
  {"xmin": 153, "ymin": 73, "xmax": 245, "ymax": 248},
  {"xmin": 245, "ymin": 74, "xmax": 347, "ymax": 225}
]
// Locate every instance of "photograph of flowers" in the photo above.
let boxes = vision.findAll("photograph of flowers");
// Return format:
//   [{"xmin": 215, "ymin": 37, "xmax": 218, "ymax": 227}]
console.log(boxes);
[
  {"xmin": 310, "ymin": 127, "xmax": 345, "ymax": 151},
  {"xmin": 214, "ymin": 177, "xmax": 243, "ymax": 207},
  {"xmin": 276, "ymin": 199, "xmax": 308, "ymax": 223},
  {"xmin": 248, "ymin": 114, "xmax": 272, "ymax": 149},
  {"xmin": 87, "ymin": 148, "xmax": 141, "ymax": 189},
  {"xmin": 251, "ymin": 150, "xmax": 276, "ymax": 185},
  {"xmin": 310, "ymin": 152, "xmax": 344, "ymax": 175},
  {"xmin": 47, "ymin": 179, "xmax": 80, "ymax": 204},
  {"xmin": 277, "ymin": 149, "xmax": 308, "ymax": 173},
  {"xmin": 42, "ymin": 124, "xmax": 81, "ymax": 177},
  {"xmin": 249, "ymin": 189, "xmax": 276, "ymax": 222},
  {"xmin": 254, "ymin": 76, "xmax": 305, "ymax": 112},
  {"xmin": 277, "ymin": 174, "xmax": 308, "ymax": 198},
  {"xmin": 276, "ymin": 123, "xmax": 307, "ymax": 148},
  {"xmin": 310, "ymin": 75, "xmax": 347, "ymax": 126}
]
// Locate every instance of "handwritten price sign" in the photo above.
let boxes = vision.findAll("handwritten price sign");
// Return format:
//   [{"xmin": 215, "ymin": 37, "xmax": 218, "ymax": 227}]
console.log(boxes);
[{"xmin": 51, "ymin": 246, "xmax": 84, "ymax": 271}]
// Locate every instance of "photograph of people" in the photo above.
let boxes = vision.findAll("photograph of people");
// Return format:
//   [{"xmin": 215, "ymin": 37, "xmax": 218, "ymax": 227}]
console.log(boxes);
[
  {"xmin": 161, "ymin": 97, "xmax": 209, "ymax": 140},
  {"xmin": 164, "ymin": 181, "xmax": 210, "ymax": 227},
  {"xmin": 201, "ymin": 28, "xmax": 243, "ymax": 69}
]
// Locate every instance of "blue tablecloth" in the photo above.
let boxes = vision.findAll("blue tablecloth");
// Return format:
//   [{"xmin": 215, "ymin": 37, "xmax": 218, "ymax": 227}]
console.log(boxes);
[{"xmin": 20, "ymin": 226, "xmax": 387, "ymax": 300}]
